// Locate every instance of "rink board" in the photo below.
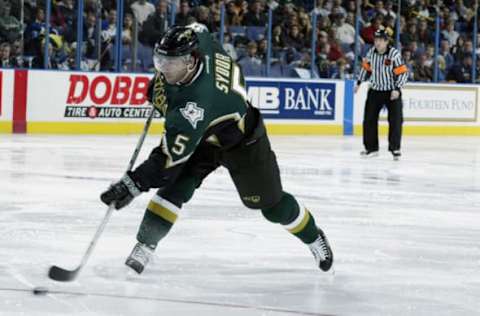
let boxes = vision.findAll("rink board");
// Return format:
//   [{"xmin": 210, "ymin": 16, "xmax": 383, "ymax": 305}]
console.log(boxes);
[
  {"xmin": 354, "ymin": 82, "xmax": 480, "ymax": 135},
  {"xmin": 0, "ymin": 70, "xmax": 14, "ymax": 133},
  {"xmin": 1, "ymin": 69, "xmax": 480, "ymax": 135},
  {"xmin": 24, "ymin": 71, "xmax": 346, "ymax": 134}
]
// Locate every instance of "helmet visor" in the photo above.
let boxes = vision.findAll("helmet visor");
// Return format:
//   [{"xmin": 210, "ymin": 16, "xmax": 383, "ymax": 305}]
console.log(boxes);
[{"xmin": 153, "ymin": 54, "xmax": 188, "ymax": 74}]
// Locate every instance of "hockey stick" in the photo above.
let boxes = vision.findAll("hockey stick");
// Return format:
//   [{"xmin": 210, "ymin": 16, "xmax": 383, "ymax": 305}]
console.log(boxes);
[{"xmin": 48, "ymin": 107, "xmax": 157, "ymax": 282}]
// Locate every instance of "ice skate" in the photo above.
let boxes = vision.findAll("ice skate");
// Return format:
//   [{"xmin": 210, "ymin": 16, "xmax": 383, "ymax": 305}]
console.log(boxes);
[
  {"xmin": 125, "ymin": 242, "xmax": 154, "ymax": 274},
  {"xmin": 390, "ymin": 150, "xmax": 401, "ymax": 161},
  {"xmin": 308, "ymin": 228, "xmax": 333, "ymax": 272},
  {"xmin": 360, "ymin": 150, "xmax": 379, "ymax": 158}
]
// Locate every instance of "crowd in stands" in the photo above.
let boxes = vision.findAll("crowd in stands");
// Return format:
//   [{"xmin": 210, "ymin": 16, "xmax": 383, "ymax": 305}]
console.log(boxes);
[{"xmin": 0, "ymin": 0, "xmax": 479, "ymax": 82}]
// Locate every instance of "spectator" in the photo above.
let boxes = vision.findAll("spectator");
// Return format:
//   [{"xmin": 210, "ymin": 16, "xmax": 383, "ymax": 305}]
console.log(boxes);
[
  {"xmin": 345, "ymin": 0, "xmax": 356, "ymax": 15},
  {"xmin": 0, "ymin": 2, "xmax": 22, "ymax": 42},
  {"xmin": 83, "ymin": 10, "xmax": 101, "ymax": 60},
  {"xmin": 413, "ymin": 53, "xmax": 433, "ymax": 82},
  {"xmin": 226, "ymin": 0, "xmax": 245, "ymax": 26},
  {"xmin": 131, "ymin": 0, "xmax": 156, "ymax": 27},
  {"xmin": 383, "ymin": 1, "xmax": 397, "ymax": 19},
  {"xmin": 402, "ymin": 49, "xmax": 415, "ymax": 81},
  {"xmin": 122, "ymin": 13, "xmax": 134, "ymax": 45},
  {"xmin": 383, "ymin": 15, "xmax": 396, "ymax": 35},
  {"xmin": 417, "ymin": 19, "xmax": 433, "ymax": 47},
  {"xmin": 451, "ymin": 36, "xmax": 466, "ymax": 61},
  {"xmin": 372, "ymin": 0, "xmax": 388, "ymax": 17},
  {"xmin": 331, "ymin": 58, "xmax": 350, "ymax": 79},
  {"xmin": 331, "ymin": 0, "xmax": 347, "ymax": 18},
  {"xmin": 284, "ymin": 24, "xmax": 306, "ymax": 52},
  {"xmin": 101, "ymin": 9, "xmax": 117, "ymax": 44},
  {"xmin": 24, "ymin": 7, "xmax": 50, "ymax": 56},
  {"xmin": 312, "ymin": 0, "xmax": 331, "ymax": 18},
  {"xmin": 454, "ymin": 0, "xmax": 468, "ymax": 19},
  {"xmin": 139, "ymin": 0, "xmax": 169, "ymax": 47},
  {"xmin": 436, "ymin": 55, "xmax": 447, "ymax": 81},
  {"xmin": 361, "ymin": 15, "xmax": 383, "ymax": 44},
  {"xmin": 439, "ymin": 39, "xmax": 454, "ymax": 70},
  {"xmin": 175, "ymin": 0, "xmax": 194, "ymax": 27},
  {"xmin": 51, "ymin": 0, "xmax": 75, "ymax": 35},
  {"xmin": 222, "ymin": 33, "xmax": 238, "ymax": 61},
  {"xmin": 326, "ymin": 29, "xmax": 344, "ymax": 61},
  {"xmin": 238, "ymin": 41, "xmax": 263, "ymax": 76},
  {"xmin": 32, "ymin": 41, "xmax": 60, "ymax": 69},
  {"xmin": 442, "ymin": 19, "xmax": 459, "ymax": 47},
  {"xmin": 271, "ymin": 25, "xmax": 285, "ymax": 50},
  {"xmin": 440, "ymin": 5, "xmax": 458, "ymax": 24},
  {"xmin": 476, "ymin": 34, "xmax": 480, "ymax": 55},
  {"xmin": 458, "ymin": 8, "xmax": 474, "ymax": 34},
  {"xmin": 0, "ymin": 42, "xmax": 15, "ymax": 68},
  {"xmin": 407, "ymin": 40, "xmax": 421, "ymax": 59},
  {"xmin": 285, "ymin": 49, "xmax": 312, "ymax": 77},
  {"xmin": 345, "ymin": 12, "xmax": 356, "ymax": 28},
  {"xmin": 400, "ymin": 22, "xmax": 417, "ymax": 47},
  {"xmin": 334, "ymin": 12, "xmax": 355, "ymax": 50},
  {"xmin": 274, "ymin": 3, "xmax": 296, "ymax": 28},
  {"xmin": 10, "ymin": 39, "xmax": 24, "ymax": 68},
  {"xmin": 257, "ymin": 38, "xmax": 267, "ymax": 61},
  {"xmin": 243, "ymin": 0, "xmax": 267, "ymax": 26},
  {"xmin": 424, "ymin": 45, "xmax": 435, "ymax": 67},
  {"xmin": 361, "ymin": 0, "xmax": 375, "ymax": 13},
  {"xmin": 194, "ymin": 6, "xmax": 212, "ymax": 30},
  {"xmin": 447, "ymin": 54, "xmax": 473, "ymax": 83},
  {"xmin": 464, "ymin": 39, "xmax": 474, "ymax": 56},
  {"xmin": 210, "ymin": 7, "xmax": 222, "ymax": 33},
  {"xmin": 317, "ymin": 16, "xmax": 332, "ymax": 33},
  {"xmin": 413, "ymin": 0, "xmax": 431, "ymax": 20},
  {"xmin": 59, "ymin": 42, "xmax": 89, "ymax": 71},
  {"xmin": 298, "ymin": 11, "xmax": 312, "ymax": 38}
]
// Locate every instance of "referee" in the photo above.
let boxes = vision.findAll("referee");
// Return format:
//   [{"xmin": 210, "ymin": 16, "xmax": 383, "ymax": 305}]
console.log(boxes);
[{"xmin": 355, "ymin": 28, "xmax": 408, "ymax": 160}]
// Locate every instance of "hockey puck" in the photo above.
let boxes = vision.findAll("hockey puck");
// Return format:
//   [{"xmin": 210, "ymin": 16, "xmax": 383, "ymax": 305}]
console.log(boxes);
[{"xmin": 32, "ymin": 286, "xmax": 49, "ymax": 295}]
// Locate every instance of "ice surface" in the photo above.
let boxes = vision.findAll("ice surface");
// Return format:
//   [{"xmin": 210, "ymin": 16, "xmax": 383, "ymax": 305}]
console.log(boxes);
[{"xmin": 0, "ymin": 135, "xmax": 479, "ymax": 316}]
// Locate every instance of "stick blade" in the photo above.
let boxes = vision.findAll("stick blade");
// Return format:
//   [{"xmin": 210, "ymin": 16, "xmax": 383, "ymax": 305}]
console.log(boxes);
[{"xmin": 48, "ymin": 265, "xmax": 79, "ymax": 282}]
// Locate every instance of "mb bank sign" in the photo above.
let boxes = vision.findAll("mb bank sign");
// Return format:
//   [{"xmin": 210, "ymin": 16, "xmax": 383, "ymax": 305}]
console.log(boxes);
[{"xmin": 246, "ymin": 79, "xmax": 336, "ymax": 120}]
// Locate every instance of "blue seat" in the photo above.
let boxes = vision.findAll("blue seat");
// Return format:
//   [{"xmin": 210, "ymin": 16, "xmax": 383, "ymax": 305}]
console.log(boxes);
[
  {"xmin": 137, "ymin": 43, "xmax": 154, "ymax": 71},
  {"xmin": 228, "ymin": 26, "xmax": 246, "ymax": 37},
  {"xmin": 246, "ymin": 26, "xmax": 266, "ymax": 41}
]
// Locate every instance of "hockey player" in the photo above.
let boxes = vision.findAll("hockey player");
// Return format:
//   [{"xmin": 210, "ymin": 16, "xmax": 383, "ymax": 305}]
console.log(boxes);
[{"xmin": 100, "ymin": 24, "xmax": 333, "ymax": 274}]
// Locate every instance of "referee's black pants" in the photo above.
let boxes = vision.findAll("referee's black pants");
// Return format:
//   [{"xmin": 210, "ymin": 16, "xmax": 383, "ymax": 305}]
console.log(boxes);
[{"xmin": 363, "ymin": 89, "xmax": 403, "ymax": 152}]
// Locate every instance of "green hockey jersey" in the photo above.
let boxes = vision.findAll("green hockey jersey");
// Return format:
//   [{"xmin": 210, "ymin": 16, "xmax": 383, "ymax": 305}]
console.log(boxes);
[
  {"xmin": 133, "ymin": 25, "xmax": 256, "ymax": 190},
  {"xmin": 154, "ymin": 26, "xmax": 250, "ymax": 167}
]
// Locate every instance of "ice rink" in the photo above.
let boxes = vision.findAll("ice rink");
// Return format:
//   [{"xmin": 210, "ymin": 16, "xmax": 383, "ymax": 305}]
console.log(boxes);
[{"xmin": 0, "ymin": 134, "xmax": 479, "ymax": 316}]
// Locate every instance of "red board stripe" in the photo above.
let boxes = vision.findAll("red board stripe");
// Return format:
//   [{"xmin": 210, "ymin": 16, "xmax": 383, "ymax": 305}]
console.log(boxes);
[{"xmin": 13, "ymin": 70, "xmax": 28, "ymax": 133}]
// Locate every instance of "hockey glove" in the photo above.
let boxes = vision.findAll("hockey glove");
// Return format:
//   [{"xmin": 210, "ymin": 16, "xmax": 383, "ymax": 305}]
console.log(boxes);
[{"xmin": 100, "ymin": 172, "xmax": 142, "ymax": 210}]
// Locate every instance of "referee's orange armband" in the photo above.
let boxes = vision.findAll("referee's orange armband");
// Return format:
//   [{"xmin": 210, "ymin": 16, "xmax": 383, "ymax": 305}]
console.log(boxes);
[
  {"xmin": 362, "ymin": 59, "xmax": 372, "ymax": 72},
  {"xmin": 393, "ymin": 64, "xmax": 408, "ymax": 75}
]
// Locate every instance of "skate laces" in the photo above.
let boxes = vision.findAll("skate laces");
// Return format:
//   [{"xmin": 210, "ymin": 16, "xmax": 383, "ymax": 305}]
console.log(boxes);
[
  {"xmin": 310, "ymin": 236, "xmax": 329, "ymax": 262},
  {"xmin": 131, "ymin": 244, "xmax": 151, "ymax": 263}
]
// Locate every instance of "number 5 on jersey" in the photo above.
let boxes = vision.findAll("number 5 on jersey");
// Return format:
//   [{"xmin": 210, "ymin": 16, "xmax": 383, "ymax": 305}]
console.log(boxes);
[{"xmin": 172, "ymin": 135, "xmax": 190, "ymax": 155}]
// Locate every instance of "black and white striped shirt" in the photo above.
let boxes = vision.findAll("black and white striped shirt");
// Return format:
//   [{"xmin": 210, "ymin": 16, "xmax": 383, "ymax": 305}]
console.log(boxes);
[{"xmin": 358, "ymin": 46, "xmax": 408, "ymax": 91}]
